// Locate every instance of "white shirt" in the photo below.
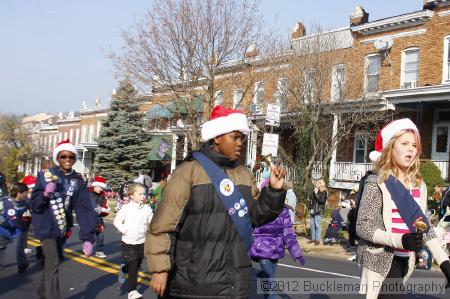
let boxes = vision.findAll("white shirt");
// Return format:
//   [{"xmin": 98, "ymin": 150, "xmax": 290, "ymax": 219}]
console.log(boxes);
[{"xmin": 113, "ymin": 201, "xmax": 153, "ymax": 245}]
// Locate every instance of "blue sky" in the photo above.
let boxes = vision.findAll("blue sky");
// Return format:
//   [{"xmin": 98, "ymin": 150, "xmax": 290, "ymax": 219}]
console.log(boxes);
[{"xmin": 0, "ymin": 0, "xmax": 421, "ymax": 114}]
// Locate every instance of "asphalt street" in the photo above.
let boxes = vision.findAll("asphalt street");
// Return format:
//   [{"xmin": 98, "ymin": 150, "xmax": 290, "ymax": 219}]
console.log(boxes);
[{"xmin": 0, "ymin": 221, "xmax": 448, "ymax": 299}]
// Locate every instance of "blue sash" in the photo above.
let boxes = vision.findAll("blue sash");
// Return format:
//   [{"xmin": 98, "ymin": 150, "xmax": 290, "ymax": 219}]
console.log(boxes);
[
  {"xmin": 384, "ymin": 176, "xmax": 430, "ymax": 233},
  {"xmin": 193, "ymin": 152, "xmax": 253, "ymax": 250}
]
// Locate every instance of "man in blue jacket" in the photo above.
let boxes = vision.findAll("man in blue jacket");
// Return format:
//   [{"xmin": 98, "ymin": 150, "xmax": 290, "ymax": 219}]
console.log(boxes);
[{"xmin": 31, "ymin": 139, "xmax": 96, "ymax": 299}]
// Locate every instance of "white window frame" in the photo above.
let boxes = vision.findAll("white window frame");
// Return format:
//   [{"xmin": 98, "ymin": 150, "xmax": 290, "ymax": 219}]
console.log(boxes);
[
  {"xmin": 275, "ymin": 77, "xmax": 288, "ymax": 108},
  {"xmin": 97, "ymin": 121, "xmax": 101, "ymax": 137},
  {"xmin": 81, "ymin": 125, "xmax": 88, "ymax": 143},
  {"xmin": 69, "ymin": 129, "xmax": 74, "ymax": 143},
  {"xmin": 88, "ymin": 125, "xmax": 96, "ymax": 143},
  {"xmin": 401, "ymin": 48, "xmax": 419, "ymax": 89},
  {"xmin": 214, "ymin": 90, "xmax": 224, "ymax": 106},
  {"xmin": 432, "ymin": 109, "xmax": 450, "ymax": 161},
  {"xmin": 353, "ymin": 133, "xmax": 369, "ymax": 163},
  {"xmin": 443, "ymin": 35, "xmax": 450, "ymax": 83},
  {"xmin": 75, "ymin": 129, "xmax": 80, "ymax": 145},
  {"xmin": 303, "ymin": 69, "xmax": 315, "ymax": 104},
  {"xmin": 364, "ymin": 54, "xmax": 381, "ymax": 95},
  {"xmin": 331, "ymin": 64, "xmax": 345, "ymax": 101},
  {"xmin": 253, "ymin": 81, "xmax": 264, "ymax": 105},
  {"xmin": 233, "ymin": 89, "xmax": 243, "ymax": 109}
]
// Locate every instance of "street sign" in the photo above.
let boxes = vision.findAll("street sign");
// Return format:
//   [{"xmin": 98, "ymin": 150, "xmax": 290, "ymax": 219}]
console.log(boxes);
[
  {"xmin": 265, "ymin": 103, "xmax": 280, "ymax": 127},
  {"xmin": 261, "ymin": 133, "xmax": 279, "ymax": 157}
]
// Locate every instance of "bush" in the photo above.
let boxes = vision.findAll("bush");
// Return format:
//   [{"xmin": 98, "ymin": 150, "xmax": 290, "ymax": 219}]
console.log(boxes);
[{"xmin": 420, "ymin": 161, "xmax": 444, "ymax": 196}]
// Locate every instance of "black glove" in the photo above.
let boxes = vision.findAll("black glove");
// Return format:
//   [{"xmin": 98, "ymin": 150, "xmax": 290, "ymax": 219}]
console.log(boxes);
[
  {"xmin": 440, "ymin": 260, "xmax": 450, "ymax": 288},
  {"xmin": 401, "ymin": 233, "xmax": 423, "ymax": 251}
]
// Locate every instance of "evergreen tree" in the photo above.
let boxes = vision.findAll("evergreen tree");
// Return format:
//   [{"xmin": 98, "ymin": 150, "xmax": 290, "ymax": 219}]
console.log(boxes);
[{"xmin": 95, "ymin": 79, "xmax": 150, "ymax": 189}]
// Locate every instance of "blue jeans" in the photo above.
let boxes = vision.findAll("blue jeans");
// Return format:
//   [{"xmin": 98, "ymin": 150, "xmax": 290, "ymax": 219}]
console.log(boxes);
[
  {"xmin": 15, "ymin": 230, "xmax": 28, "ymax": 266},
  {"xmin": 310, "ymin": 214, "xmax": 322, "ymax": 241},
  {"xmin": 95, "ymin": 232, "xmax": 104, "ymax": 252},
  {"xmin": 259, "ymin": 258, "xmax": 278, "ymax": 299}
]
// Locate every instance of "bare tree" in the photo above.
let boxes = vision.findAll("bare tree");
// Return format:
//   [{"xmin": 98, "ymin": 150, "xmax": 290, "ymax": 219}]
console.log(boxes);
[
  {"xmin": 249, "ymin": 25, "xmax": 393, "ymax": 198},
  {"xmin": 111, "ymin": 0, "xmax": 271, "ymax": 149}
]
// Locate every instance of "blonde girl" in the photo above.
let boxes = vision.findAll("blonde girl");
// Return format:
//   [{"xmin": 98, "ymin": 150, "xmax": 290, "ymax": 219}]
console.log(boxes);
[
  {"xmin": 308, "ymin": 178, "xmax": 328, "ymax": 245},
  {"xmin": 114, "ymin": 183, "xmax": 153, "ymax": 299},
  {"xmin": 356, "ymin": 118, "xmax": 450, "ymax": 299}
]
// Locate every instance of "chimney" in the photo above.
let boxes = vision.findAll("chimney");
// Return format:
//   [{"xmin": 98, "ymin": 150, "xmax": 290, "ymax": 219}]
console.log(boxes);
[
  {"xmin": 423, "ymin": 0, "xmax": 437, "ymax": 10},
  {"xmin": 245, "ymin": 43, "xmax": 258, "ymax": 59},
  {"xmin": 291, "ymin": 22, "xmax": 306, "ymax": 39},
  {"xmin": 350, "ymin": 6, "xmax": 369, "ymax": 26}
]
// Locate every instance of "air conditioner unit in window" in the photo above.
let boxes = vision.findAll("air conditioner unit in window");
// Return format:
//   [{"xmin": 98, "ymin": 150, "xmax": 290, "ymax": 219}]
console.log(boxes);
[{"xmin": 402, "ymin": 81, "xmax": 418, "ymax": 89}]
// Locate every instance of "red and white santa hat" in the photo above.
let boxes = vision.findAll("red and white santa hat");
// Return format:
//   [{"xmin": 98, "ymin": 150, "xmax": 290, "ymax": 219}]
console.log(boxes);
[
  {"xmin": 92, "ymin": 176, "xmax": 107, "ymax": 189},
  {"xmin": 369, "ymin": 118, "xmax": 419, "ymax": 162},
  {"xmin": 201, "ymin": 105, "xmax": 250, "ymax": 141},
  {"xmin": 53, "ymin": 139, "xmax": 77, "ymax": 166},
  {"xmin": 22, "ymin": 175, "xmax": 36, "ymax": 188}
]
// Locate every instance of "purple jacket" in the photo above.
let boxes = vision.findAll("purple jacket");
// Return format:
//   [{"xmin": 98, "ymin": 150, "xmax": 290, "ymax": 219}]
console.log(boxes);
[{"xmin": 249, "ymin": 208, "xmax": 305, "ymax": 264}]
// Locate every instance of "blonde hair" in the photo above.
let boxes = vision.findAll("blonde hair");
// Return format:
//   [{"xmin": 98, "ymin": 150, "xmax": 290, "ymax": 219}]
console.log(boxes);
[
  {"xmin": 128, "ymin": 183, "xmax": 145, "ymax": 198},
  {"xmin": 316, "ymin": 179, "xmax": 327, "ymax": 192},
  {"xmin": 375, "ymin": 129, "xmax": 422, "ymax": 186}
]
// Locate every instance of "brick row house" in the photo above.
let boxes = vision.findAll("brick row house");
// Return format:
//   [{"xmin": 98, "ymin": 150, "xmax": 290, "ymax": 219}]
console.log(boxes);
[
  {"xmin": 140, "ymin": 0, "xmax": 450, "ymax": 191},
  {"xmin": 21, "ymin": 99, "xmax": 108, "ymax": 176}
]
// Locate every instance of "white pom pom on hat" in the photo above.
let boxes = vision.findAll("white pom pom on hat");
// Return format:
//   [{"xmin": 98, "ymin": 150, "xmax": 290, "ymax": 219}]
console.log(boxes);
[
  {"xmin": 201, "ymin": 105, "xmax": 250, "ymax": 141},
  {"xmin": 92, "ymin": 176, "xmax": 107, "ymax": 189},
  {"xmin": 369, "ymin": 118, "xmax": 419, "ymax": 162},
  {"xmin": 53, "ymin": 139, "xmax": 77, "ymax": 166}
]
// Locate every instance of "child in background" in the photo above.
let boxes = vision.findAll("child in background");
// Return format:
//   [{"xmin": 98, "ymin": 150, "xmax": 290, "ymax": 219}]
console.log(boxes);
[
  {"xmin": 0, "ymin": 182, "xmax": 30, "ymax": 273},
  {"xmin": 114, "ymin": 183, "xmax": 153, "ymax": 299},
  {"xmin": 89, "ymin": 176, "xmax": 110, "ymax": 258},
  {"xmin": 323, "ymin": 209, "xmax": 344, "ymax": 245}
]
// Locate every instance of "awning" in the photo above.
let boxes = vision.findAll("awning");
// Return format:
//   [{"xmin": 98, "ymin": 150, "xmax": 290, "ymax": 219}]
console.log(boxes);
[
  {"xmin": 145, "ymin": 104, "xmax": 173, "ymax": 120},
  {"xmin": 147, "ymin": 135, "xmax": 172, "ymax": 161},
  {"xmin": 144, "ymin": 96, "xmax": 204, "ymax": 120}
]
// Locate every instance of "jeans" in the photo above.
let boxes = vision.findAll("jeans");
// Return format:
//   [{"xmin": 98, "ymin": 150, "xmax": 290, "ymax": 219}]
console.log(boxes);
[
  {"xmin": 310, "ymin": 214, "xmax": 322, "ymax": 241},
  {"xmin": 16, "ymin": 229, "xmax": 28, "ymax": 266},
  {"xmin": 259, "ymin": 258, "xmax": 278, "ymax": 299},
  {"xmin": 95, "ymin": 232, "xmax": 104, "ymax": 252}
]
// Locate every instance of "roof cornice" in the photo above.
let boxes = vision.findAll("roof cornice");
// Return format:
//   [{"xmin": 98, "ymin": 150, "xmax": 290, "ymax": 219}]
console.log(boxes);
[{"xmin": 351, "ymin": 10, "xmax": 434, "ymax": 35}]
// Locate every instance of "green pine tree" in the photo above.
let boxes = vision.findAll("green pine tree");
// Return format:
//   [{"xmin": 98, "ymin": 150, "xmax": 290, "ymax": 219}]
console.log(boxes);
[{"xmin": 95, "ymin": 79, "xmax": 150, "ymax": 189}]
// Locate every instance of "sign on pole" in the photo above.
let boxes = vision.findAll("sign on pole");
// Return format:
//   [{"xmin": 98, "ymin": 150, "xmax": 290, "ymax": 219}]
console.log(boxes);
[
  {"xmin": 265, "ymin": 103, "xmax": 281, "ymax": 127},
  {"xmin": 261, "ymin": 133, "xmax": 279, "ymax": 157},
  {"xmin": 157, "ymin": 140, "xmax": 170, "ymax": 158}
]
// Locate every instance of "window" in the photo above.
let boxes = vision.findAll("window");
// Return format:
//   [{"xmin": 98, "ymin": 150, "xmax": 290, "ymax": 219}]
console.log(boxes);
[
  {"xmin": 432, "ymin": 109, "xmax": 450, "ymax": 161},
  {"xmin": 303, "ymin": 69, "xmax": 315, "ymax": 104},
  {"xmin": 253, "ymin": 81, "xmax": 264, "ymax": 105},
  {"xmin": 69, "ymin": 129, "xmax": 74, "ymax": 143},
  {"xmin": 365, "ymin": 54, "xmax": 381, "ymax": 94},
  {"xmin": 444, "ymin": 36, "xmax": 450, "ymax": 82},
  {"xmin": 353, "ymin": 133, "xmax": 368, "ymax": 163},
  {"xmin": 63, "ymin": 132, "xmax": 68, "ymax": 140},
  {"xmin": 214, "ymin": 90, "xmax": 224, "ymax": 106},
  {"xmin": 81, "ymin": 125, "xmax": 88, "ymax": 143},
  {"xmin": 331, "ymin": 64, "xmax": 345, "ymax": 101},
  {"xmin": 88, "ymin": 125, "xmax": 96, "ymax": 143},
  {"xmin": 401, "ymin": 48, "xmax": 419, "ymax": 89},
  {"xmin": 75, "ymin": 129, "xmax": 80, "ymax": 145},
  {"xmin": 275, "ymin": 78, "xmax": 288, "ymax": 108},
  {"xmin": 233, "ymin": 89, "xmax": 243, "ymax": 109},
  {"xmin": 97, "ymin": 121, "xmax": 101, "ymax": 137}
]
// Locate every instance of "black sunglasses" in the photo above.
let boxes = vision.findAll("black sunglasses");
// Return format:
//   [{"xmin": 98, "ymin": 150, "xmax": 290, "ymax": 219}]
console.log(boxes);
[{"xmin": 59, "ymin": 155, "xmax": 76, "ymax": 160}]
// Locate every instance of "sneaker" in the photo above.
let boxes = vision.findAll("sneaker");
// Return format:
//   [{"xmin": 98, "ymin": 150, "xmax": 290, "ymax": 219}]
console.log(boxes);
[
  {"xmin": 128, "ymin": 290, "xmax": 142, "ymax": 299},
  {"xmin": 95, "ymin": 251, "xmax": 107, "ymax": 258},
  {"xmin": 24, "ymin": 248, "xmax": 34, "ymax": 255},
  {"xmin": 118, "ymin": 263, "xmax": 126, "ymax": 284},
  {"xmin": 18, "ymin": 263, "xmax": 29, "ymax": 274}
]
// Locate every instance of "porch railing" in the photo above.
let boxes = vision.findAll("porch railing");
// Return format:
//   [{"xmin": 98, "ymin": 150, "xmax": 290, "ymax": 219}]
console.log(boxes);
[{"xmin": 333, "ymin": 162, "xmax": 374, "ymax": 182}]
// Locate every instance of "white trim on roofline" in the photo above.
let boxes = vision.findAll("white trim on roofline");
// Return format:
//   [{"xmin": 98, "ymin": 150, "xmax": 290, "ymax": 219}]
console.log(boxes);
[
  {"xmin": 360, "ymin": 29, "xmax": 427, "ymax": 45},
  {"xmin": 437, "ymin": 9, "xmax": 450, "ymax": 17},
  {"xmin": 352, "ymin": 10, "xmax": 434, "ymax": 35}
]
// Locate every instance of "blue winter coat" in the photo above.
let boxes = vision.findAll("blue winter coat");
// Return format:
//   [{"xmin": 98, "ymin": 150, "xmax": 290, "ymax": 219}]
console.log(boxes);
[
  {"xmin": 249, "ymin": 207, "xmax": 304, "ymax": 263},
  {"xmin": 0, "ymin": 197, "xmax": 28, "ymax": 239},
  {"xmin": 31, "ymin": 166, "xmax": 96, "ymax": 242}
]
